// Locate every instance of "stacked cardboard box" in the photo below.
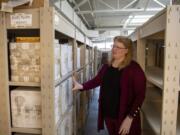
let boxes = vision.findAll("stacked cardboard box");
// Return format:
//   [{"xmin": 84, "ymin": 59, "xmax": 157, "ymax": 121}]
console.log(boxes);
[
  {"xmin": 86, "ymin": 65, "xmax": 90, "ymax": 80},
  {"xmin": 67, "ymin": 45, "xmax": 73, "ymax": 72},
  {"xmin": 67, "ymin": 78, "xmax": 73, "ymax": 107},
  {"xmin": 16, "ymin": 37, "xmax": 40, "ymax": 43},
  {"xmin": 54, "ymin": 85, "xmax": 61, "ymax": 125},
  {"xmin": 57, "ymin": 116, "xmax": 69, "ymax": 135},
  {"xmin": 60, "ymin": 81, "xmax": 68, "ymax": 115},
  {"xmin": 9, "ymin": 42, "xmax": 40, "ymax": 83},
  {"xmin": 67, "ymin": 108, "xmax": 73, "ymax": 135},
  {"xmin": 77, "ymin": 48, "xmax": 81, "ymax": 69},
  {"xmin": 11, "ymin": 87, "xmax": 41, "ymax": 128},
  {"xmin": 60, "ymin": 44, "xmax": 68, "ymax": 76},
  {"xmin": 57, "ymin": 108, "xmax": 73, "ymax": 135},
  {"xmin": 86, "ymin": 49, "xmax": 89, "ymax": 64},
  {"xmin": 54, "ymin": 40, "xmax": 61, "ymax": 81}
]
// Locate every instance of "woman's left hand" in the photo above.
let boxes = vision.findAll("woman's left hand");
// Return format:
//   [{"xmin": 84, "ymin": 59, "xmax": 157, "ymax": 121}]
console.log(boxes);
[{"xmin": 118, "ymin": 116, "xmax": 133, "ymax": 135}]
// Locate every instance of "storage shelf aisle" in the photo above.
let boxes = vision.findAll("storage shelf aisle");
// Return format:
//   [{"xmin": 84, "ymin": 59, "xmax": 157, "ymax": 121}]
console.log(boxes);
[
  {"xmin": 129, "ymin": 5, "xmax": 180, "ymax": 135},
  {"xmin": 0, "ymin": 1, "xmax": 99, "ymax": 135}
]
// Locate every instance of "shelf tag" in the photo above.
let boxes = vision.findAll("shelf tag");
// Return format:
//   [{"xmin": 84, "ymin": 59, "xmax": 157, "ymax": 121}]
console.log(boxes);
[{"xmin": 10, "ymin": 13, "xmax": 32, "ymax": 28}]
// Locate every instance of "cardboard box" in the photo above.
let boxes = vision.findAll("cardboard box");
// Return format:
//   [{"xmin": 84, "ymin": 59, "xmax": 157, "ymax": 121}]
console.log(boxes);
[
  {"xmin": 54, "ymin": 41, "xmax": 61, "ymax": 81},
  {"xmin": 86, "ymin": 49, "xmax": 89, "ymax": 64},
  {"xmin": 77, "ymin": 48, "xmax": 81, "ymax": 69},
  {"xmin": 57, "ymin": 109, "xmax": 73, "ymax": 135},
  {"xmin": 60, "ymin": 81, "xmax": 68, "ymax": 115},
  {"xmin": 16, "ymin": 37, "xmax": 40, "ymax": 43},
  {"xmin": 54, "ymin": 85, "xmax": 61, "ymax": 125},
  {"xmin": 9, "ymin": 42, "xmax": 40, "ymax": 83},
  {"xmin": 60, "ymin": 44, "xmax": 68, "ymax": 76},
  {"xmin": 67, "ymin": 45, "xmax": 73, "ymax": 72},
  {"xmin": 67, "ymin": 78, "xmax": 73, "ymax": 106},
  {"xmin": 11, "ymin": 87, "xmax": 41, "ymax": 128},
  {"xmin": 67, "ymin": 108, "xmax": 73, "ymax": 135}
]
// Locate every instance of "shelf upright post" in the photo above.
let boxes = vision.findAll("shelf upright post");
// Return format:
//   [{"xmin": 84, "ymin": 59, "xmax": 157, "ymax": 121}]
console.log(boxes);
[
  {"xmin": 137, "ymin": 31, "xmax": 146, "ymax": 71},
  {"xmin": 78, "ymin": 42, "xmax": 86, "ymax": 135},
  {"xmin": 94, "ymin": 47, "xmax": 98, "ymax": 75},
  {"xmin": 72, "ymin": 38, "xmax": 78, "ymax": 135},
  {"xmin": 0, "ymin": 12, "xmax": 11, "ymax": 135},
  {"xmin": 146, "ymin": 41, "xmax": 156, "ymax": 67},
  {"xmin": 161, "ymin": 5, "xmax": 180, "ymax": 135},
  {"xmin": 40, "ymin": 6, "xmax": 56, "ymax": 135}
]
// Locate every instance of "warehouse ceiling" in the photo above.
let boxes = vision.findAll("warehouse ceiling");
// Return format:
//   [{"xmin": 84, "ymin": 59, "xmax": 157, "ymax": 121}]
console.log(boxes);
[{"xmin": 68, "ymin": 0, "xmax": 170, "ymax": 33}]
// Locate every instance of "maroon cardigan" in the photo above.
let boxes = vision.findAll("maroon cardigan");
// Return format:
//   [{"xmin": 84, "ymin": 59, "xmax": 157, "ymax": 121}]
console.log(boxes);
[{"xmin": 81, "ymin": 60, "xmax": 146, "ymax": 135}]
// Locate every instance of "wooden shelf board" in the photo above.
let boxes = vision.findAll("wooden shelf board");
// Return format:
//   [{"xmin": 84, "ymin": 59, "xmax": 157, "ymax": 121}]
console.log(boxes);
[
  {"xmin": 11, "ymin": 127, "xmax": 42, "ymax": 134},
  {"xmin": 146, "ymin": 67, "xmax": 163, "ymax": 89},
  {"xmin": 140, "ymin": 9, "xmax": 166, "ymax": 38},
  {"xmin": 142, "ymin": 99, "xmax": 162, "ymax": 134},
  {"xmin": 142, "ymin": 87, "xmax": 180, "ymax": 135},
  {"xmin": 9, "ymin": 81, "xmax": 40, "ymax": 87}
]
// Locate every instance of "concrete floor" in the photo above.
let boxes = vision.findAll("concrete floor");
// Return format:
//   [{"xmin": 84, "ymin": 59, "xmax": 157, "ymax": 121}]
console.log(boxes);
[
  {"xmin": 84, "ymin": 87, "xmax": 108, "ymax": 135},
  {"xmin": 84, "ymin": 87, "xmax": 156, "ymax": 135}
]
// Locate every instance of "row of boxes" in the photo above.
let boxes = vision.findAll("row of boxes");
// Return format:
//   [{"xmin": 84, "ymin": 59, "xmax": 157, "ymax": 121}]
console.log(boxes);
[
  {"xmin": 57, "ymin": 108, "xmax": 73, "ymax": 135},
  {"xmin": 77, "ymin": 47, "xmax": 81, "ymax": 69},
  {"xmin": 9, "ymin": 40, "xmax": 73, "ymax": 83},
  {"xmin": 54, "ymin": 78, "xmax": 73, "ymax": 125},
  {"xmin": 54, "ymin": 40, "xmax": 61, "ymax": 81},
  {"xmin": 11, "ymin": 78, "xmax": 73, "ymax": 128}
]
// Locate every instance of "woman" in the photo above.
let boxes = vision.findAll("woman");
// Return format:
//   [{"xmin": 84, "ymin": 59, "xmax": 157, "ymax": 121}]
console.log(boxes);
[{"xmin": 72, "ymin": 36, "xmax": 146, "ymax": 135}]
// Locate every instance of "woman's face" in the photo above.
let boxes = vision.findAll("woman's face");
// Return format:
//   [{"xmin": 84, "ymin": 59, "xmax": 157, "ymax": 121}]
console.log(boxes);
[{"xmin": 112, "ymin": 41, "xmax": 128, "ymax": 60}]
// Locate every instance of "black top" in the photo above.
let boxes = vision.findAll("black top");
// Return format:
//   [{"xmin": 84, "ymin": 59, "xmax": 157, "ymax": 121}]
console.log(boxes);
[{"xmin": 101, "ymin": 65, "xmax": 122, "ymax": 118}]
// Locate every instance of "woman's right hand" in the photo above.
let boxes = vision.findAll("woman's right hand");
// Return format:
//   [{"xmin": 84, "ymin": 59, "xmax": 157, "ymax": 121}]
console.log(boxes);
[{"xmin": 72, "ymin": 75, "xmax": 83, "ymax": 91}]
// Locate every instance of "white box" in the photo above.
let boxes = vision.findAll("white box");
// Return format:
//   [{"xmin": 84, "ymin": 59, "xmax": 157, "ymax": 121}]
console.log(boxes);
[
  {"xmin": 81, "ymin": 72, "xmax": 84, "ymax": 83},
  {"xmin": 60, "ymin": 44, "xmax": 68, "ymax": 76},
  {"xmin": 58, "ymin": 110, "xmax": 73, "ymax": 135},
  {"xmin": 57, "ymin": 117, "xmax": 69, "ymax": 135},
  {"xmin": 86, "ymin": 49, "xmax": 89, "ymax": 64},
  {"xmin": 77, "ymin": 48, "xmax": 81, "ymax": 69},
  {"xmin": 60, "ymin": 81, "xmax": 68, "ymax": 115},
  {"xmin": 54, "ymin": 86, "xmax": 61, "ymax": 125},
  {"xmin": 11, "ymin": 87, "xmax": 41, "ymax": 128},
  {"xmin": 67, "ymin": 78, "xmax": 73, "ymax": 106},
  {"xmin": 67, "ymin": 108, "xmax": 73, "ymax": 135},
  {"xmin": 9, "ymin": 42, "xmax": 40, "ymax": 83},
  {"xmin": 54, "ymin": 41, "xmax": 61, "ymax": 81},
  {"xmin": 67, "ymin": 45, "xmax": 73, "ymax": 72},
  {"xmin": 87, "ymin": 65, "xmax": 91, "ymax": 79}
]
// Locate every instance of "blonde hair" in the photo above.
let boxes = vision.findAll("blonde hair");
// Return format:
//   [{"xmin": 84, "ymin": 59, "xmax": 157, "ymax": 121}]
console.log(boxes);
[{"xmin": 109, "ymin": 36, "xmax": 133, "ymax": 69}]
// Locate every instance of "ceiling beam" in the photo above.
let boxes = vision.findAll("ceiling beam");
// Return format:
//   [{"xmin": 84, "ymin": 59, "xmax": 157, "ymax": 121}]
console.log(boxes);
[
  {"xmin": 87, "ymin": 0, "xmax": 94, "ymax": 16},
  {"xmin": 153, "ymin": 0, "xmax": 166, "ymax": 8},
  {"xmin": 98, "ymin": 0, "xmax": 115, "ymax": 9},
  {"xmin": 76, "ymin": 8, "xmax": 163, "ymax": 14},
  {"xmin": 122, "ymin": 0, "xmax": 138, "ymax": 9},
  {"xmin": 144, "ymin": 0, "xmax": 150, "ymax": 10},
  {"xmin": 123, "ymin": 15, "xmax": 135, "ymax": 28},
  {"xmin": 72, "ymin": 0, "xmax": 91, "ymax": 28},
  {"xmin": 117, "ymin": 0, "xmax": 120, "ymax": 9},
  {"xmin": 94, "ymin": 26, "xmax": 136, "ymax": 31},
  {"xmin": 73, "ymin": 0, "xmax": 88, "ymax": 9}
]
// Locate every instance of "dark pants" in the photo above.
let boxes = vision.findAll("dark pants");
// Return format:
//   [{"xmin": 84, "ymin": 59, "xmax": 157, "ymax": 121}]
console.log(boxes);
[{"xmin": 105, "ymin": 117, "xmax": 120, "ymax": 135}]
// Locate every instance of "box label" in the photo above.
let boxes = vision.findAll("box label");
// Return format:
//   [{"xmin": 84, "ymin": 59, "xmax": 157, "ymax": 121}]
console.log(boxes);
[{"xmin": 10, "ymin": 13, "xmax": 32, "ymax": 28}]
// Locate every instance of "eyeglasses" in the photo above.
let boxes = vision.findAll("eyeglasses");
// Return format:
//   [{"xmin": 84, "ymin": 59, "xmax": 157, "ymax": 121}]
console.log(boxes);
[{"xmin": 112, "ymin": 45, "xmax": 127, "ymax": 50}]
